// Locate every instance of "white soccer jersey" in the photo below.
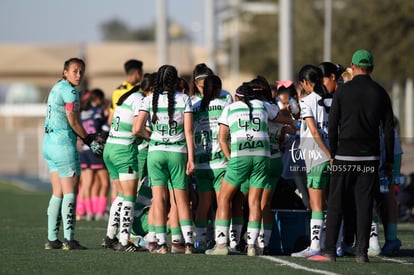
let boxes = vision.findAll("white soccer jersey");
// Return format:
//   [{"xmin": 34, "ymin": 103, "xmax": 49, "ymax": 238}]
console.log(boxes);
[
  {"xmin": 106, "ymin": 92, "xmax": 144, "ymax": 146},
  {"xmin": 193, "ymin": 98, "xmax": 229, "ymax": 169},
  {"xmin": 140, "ymin": 91, "xmax": 192, "ymax": 153},
  {"xmin": 218, "ymin": 99, "xmax": 277, "ymax": 158},
  {"xmin": 299, "ymin": 92, "xmax": 330, "ymax": 172}
]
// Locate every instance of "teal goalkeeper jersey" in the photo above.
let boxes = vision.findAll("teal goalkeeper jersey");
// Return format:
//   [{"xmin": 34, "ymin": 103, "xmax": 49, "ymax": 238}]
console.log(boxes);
[
  {"xmin": 218, "ymin": 99, "xmax": 277, "ymax": 158},
  {"xmin": 192, "ymin": 98, "xmax": 229, "ymax": 169},
  {"xmin": 140, "ymin": 91, "xmax": 193, "ymax": 153}
]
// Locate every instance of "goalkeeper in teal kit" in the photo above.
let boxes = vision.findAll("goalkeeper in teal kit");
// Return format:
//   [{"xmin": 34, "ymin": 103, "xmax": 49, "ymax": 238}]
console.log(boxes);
[{"xmin": 42, "ymin": 58, "xmax": 104, "ymax": 250}]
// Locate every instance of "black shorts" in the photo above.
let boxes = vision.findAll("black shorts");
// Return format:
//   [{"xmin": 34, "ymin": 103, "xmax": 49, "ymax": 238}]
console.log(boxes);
[{"xmin": 80, "ymin": 149, "xmax": 106, "ymax": 170}]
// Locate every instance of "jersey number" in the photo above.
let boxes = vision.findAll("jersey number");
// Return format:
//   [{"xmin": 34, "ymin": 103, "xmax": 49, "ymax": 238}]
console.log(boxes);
[
  {"xmin": 155, "ymin": 120, "xmax": 178, "ymax": 136},
  {"xmin": 238, "ymin": 117, "xmax": 261, "ymax": 131}
]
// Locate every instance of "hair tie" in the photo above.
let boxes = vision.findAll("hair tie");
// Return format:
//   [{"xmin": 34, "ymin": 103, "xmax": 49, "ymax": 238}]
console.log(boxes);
[
  {"xmin": 195, "ymin": 74, "xmax": 209, "ymax": 80},
  {"xmin": 276, "ymin": 80, "xmax": 293, "ymax": 90}
]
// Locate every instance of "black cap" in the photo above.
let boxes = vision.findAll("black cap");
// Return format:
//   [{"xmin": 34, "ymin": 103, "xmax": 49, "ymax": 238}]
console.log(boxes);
[{"xmin": 124, "ymin": 59, "xmax": 143, "ymax": 73}]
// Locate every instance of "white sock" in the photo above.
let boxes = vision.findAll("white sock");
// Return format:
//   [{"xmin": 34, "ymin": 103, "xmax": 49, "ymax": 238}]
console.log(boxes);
[
  {"xmin": 215, "ymin": 225, "xmax": 228, "ymax": 245},
  {"xmin": 106, "ymin": 196, "xmax": 123, "ymax": 239},
  {"xmin": 247, "ymin": 227, "xmax": 260, "ymax": 246},
  {"xmin": 310, "ymin": 219, "xmax": 323, "ymax": 251},
  {"xmin": 181, "ymin": 224, "xmax": 194, "ymax": 244},
  {"xmin": 156, "ymin": 232, "xmax": 167, "ymax": 245},
  {"xmin": 145, "ymin": 231, "xmax": 157, "ymax": 243},
  {"xmin": 171, "ymin": 233, "xmax": 183, "ymax": 244},
  {"xmin": 119, "ymin": 200, "xmax": 134, "ymax": 246},
  {"xmin": 257, "ymin": 229, "xmax": 265, "ymax": 249},
  {"xmin": 369, "ymin": 222, "xmax": 381, "ymax": 250}
]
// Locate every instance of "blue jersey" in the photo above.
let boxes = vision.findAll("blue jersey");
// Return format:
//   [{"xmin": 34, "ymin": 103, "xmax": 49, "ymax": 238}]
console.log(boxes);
[
  {"xmin": 80, "ymin": 105, "xmax": 107, "ymax": 150},
  {"xmin": 44, "ymin": 79, "xmax": 80, "ymax": 146},
  {"xmin": 81, "ymin": 105, "xmax": 107, "ymax": 135}
]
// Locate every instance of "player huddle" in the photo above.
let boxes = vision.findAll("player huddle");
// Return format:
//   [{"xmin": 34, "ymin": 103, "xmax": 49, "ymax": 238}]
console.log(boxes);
[{"xmin": 44, "ymin": 52, "xmax": 400, "ymax": 261}]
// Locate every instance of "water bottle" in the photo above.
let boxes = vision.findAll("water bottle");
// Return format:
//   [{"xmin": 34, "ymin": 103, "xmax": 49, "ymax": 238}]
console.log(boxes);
[
  {"xmin": 379, "ymin": 175, "xmax": 389, "ymax": 194},
  {"xmin": 289, "ymin": 97, "xmax": 300, "ymax": 115}
]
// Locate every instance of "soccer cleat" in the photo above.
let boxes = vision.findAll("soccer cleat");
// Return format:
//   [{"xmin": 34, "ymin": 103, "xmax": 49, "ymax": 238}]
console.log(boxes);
[
  {"xmin": 342, "ymin": 243, "xmax": 356, "ymax": 256},
  {"xmin": 194, "ymin": 241, "xmax": 207, "ymax": 253},
  {"xmin": 62, "ymin": 239, "xmax": 87, "ymax": 250},
  {"xmin": 381, "ymin": 239, "xmax": 401, "ymax": 256},
  {"xmin": 291, "ymin": 246, "xmax": 320, "ymax": 257},
  {"xmin": 147, "ymin": 241, "xmax": 158, "ymax": 252},
  {"xmin": 171, "ymin": 243, "xmax": 186, "ymax": 254},
  {"xmin": 261, "ymin": 246, "xmax": 271, "ymax": 256},
  {"xmin": 45, "ymin": 239, "xmax": 63, "ymax": 250},
  {"xmin": 205, "ymin": 243, "xmax": 229, "ymax": 256},
  {"xmin": 113, "ymin": 242, "xmax": 138, "ymax": 252},
  {"xmin": 308, "ymin": 253, "xmax": 336, "ymax": 262},
  {"xmin": 368, "ymin": 247, "xmax": 381, "ymax": 256},
  {"xmin": 185, "ymin": 243, "xmax": 194, "ymax": 254},
  {"xmin": 150, "ymin": 244, "xmax": 168, "ymax": 254},
  {"xmin": 336, "ymin": 245, "xmax": 343, "ymax": 257},
  {"xmin": 101, "ymin": 236, "xmax": 119, "ymax": 249},
  {"xmin": 247, "ymin": 244, "xmax": 256, "ymax": 257}
]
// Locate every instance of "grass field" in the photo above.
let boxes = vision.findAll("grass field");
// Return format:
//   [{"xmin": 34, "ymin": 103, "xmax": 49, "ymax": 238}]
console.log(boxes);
[{"xmin": 0, "ymin": 180, "xmax": 413, "ymax": 275}]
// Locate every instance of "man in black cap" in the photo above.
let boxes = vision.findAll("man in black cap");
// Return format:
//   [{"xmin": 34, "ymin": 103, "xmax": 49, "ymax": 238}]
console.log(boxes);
[{"xmin": 308, "ymin": 49, "xmax": 395, "ymax": 263}]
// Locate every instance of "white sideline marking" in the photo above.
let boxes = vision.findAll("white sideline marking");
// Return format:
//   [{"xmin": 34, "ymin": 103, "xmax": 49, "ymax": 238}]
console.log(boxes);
[
  {"xmin": 260, "ymin": 256, "xmax": 341, "ymax": 275},
  {"xmin": 377, "ymin": 257, "xmax": 413, "ymax": 265}
]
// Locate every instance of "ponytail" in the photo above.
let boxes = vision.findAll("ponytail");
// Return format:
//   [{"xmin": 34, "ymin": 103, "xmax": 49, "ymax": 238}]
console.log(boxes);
[
  {"xmin": 200, "ymin": 75, "xmax": 222, "ymax": 111},
  {"xmin": 152, "ymin": 65, "xmax": 178, "ymax": 124},
  {"xmin": 235, "ymin": 83, "xmax": 255, "ymax": 120},
  {"xmin": 117, "ymin": 85, "xmax": 141, "ymax": 106}
]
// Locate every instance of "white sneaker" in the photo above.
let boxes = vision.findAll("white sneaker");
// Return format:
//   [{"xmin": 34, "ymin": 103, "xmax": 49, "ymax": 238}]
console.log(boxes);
[
  {"xmin": 205, "ymin": 243, "xmax": 229, "ymax": 256},
  {"xmin": 291, "ymin": 246, "xmax": 320, "ymax": 257},
  {"xmin": 368, "ymin": 247, "xmax": 381, "ymax": 256},
  {"xmin": 336, "ymin": 244, "xmax": 343, "ymax": 257},
  {"xmin": 247, "ymin": 244, "xmax": 256, "ymax": 256}
]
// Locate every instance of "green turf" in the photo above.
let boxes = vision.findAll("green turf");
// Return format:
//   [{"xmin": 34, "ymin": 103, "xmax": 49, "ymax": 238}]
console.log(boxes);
[{"xmin": 0, "ymin": 180, "xmax": 413, "ymax": 275}]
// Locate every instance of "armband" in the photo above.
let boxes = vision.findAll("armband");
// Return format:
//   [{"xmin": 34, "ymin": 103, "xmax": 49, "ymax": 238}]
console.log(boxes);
[{"xmin": 65, "ymin": 101, "xmax": 80, "ymax": 112}]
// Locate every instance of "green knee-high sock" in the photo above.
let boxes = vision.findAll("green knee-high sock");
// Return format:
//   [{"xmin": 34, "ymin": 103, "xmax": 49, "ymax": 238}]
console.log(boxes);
[
  {"xmin": 385, "ymin": 223, "xmax": 398, "ymax": 241},
  {"xmin": 62, "ymin": 193, "xmax": 76, "ymax": 241},
  {"xmin": 47, "ymin": 195, "xmax": 62, "ymax": 241}
]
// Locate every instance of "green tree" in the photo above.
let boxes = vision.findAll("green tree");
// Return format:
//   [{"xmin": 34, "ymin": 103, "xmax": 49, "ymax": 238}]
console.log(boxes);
[{"xmin": 237, "ymin": 0, "xmax": 414, "ymax": 87}]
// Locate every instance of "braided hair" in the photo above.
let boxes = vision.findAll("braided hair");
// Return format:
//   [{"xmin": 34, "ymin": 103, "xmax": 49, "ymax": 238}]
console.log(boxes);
[
  {"xmin": 235, "ymin": 83, "xmax": 255, "ymax": 121},
  {"xmin": 200, "ymin": 75, "xmax": 222, "ymax": 111},
  {"xmin": 152, "ymin": 65, "xmax": 178, "ymax": 125}
]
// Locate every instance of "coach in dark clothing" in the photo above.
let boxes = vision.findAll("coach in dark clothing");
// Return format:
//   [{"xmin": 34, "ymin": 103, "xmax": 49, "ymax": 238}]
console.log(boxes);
[{"xmin": 309, "ymin": 50, "xmax": 395, "ymax": 263}]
